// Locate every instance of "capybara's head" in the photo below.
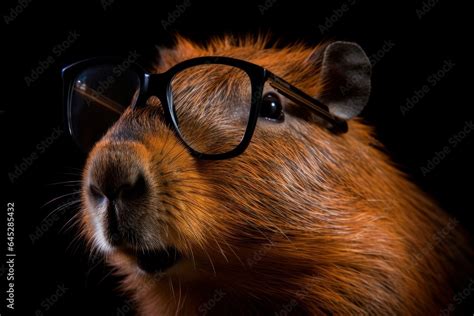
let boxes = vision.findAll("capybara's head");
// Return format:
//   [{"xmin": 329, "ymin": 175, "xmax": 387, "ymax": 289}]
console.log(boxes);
[{"xmin": 78, "ymin": 36, "xmax": 472, "ymax": 315}]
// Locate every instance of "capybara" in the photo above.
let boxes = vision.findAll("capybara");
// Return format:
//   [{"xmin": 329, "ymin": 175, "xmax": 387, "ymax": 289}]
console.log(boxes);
[{"xmin": 74, "ymin": 36, "xmax": 473, "ymax": 315}]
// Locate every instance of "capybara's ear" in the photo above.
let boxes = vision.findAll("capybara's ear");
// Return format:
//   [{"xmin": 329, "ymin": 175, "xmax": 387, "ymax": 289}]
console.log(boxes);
[{"xmin": 317, "ymin": 41, "xmax": 371, "ymax": 120}]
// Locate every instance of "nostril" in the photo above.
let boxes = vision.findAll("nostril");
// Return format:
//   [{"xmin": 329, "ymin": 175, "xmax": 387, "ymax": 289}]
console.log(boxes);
[
  {"xmin": 119, "ymin": 173, "xmax": 147, "ymax": 201},
  {"xmin": 88, "ymin": 170, "xmax": 147, "ymax": 207}
]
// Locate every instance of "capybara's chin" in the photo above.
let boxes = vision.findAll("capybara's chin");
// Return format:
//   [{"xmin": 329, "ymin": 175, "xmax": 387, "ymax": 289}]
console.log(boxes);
[{"xmin": 78, "ymin": 36, "xmax": 473, "ymax": 315}]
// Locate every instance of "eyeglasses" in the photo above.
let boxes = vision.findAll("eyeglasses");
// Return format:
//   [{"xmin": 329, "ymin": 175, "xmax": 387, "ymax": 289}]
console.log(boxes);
[{"xmin": 62, "ymin": 56, "xmax": 347, "ymax": 159}]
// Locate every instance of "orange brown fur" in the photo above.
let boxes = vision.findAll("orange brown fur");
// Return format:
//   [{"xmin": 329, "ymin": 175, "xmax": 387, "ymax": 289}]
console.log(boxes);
[{"xmin": 79, "ymin": 35, "xmax": 473, "ymax": 315}]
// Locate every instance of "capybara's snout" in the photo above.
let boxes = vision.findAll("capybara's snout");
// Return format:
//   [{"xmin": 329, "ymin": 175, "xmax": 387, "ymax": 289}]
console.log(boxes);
[{"xmin": 84, "ymin": 141, "xmax": 153, "ymax": 248}]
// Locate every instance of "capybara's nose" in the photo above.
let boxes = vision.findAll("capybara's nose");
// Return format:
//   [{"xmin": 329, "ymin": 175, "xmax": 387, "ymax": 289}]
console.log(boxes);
[
  {"xmin": 85, "ymin": 142, "xmax": 150, "ymax": 243},
  {"xmin": 89, "ymin": 171, "xmax": 147, "ymax": 205}
]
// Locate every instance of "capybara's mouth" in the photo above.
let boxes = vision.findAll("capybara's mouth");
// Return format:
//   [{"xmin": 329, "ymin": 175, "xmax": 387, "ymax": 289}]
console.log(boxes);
[{"xmin": 134, "ymin": 247, "xmax": 182, "ymax": 273}]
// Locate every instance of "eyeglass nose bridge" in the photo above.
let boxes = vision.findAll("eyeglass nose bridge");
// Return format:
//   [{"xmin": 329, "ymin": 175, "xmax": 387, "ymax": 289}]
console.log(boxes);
[
  {"xmin": 133, "ymin": 72, "xmax": 170, "ymax": 110},
  {"xmin": 131, "ymin": 72, "xmax": 183, "ymax": 141}
]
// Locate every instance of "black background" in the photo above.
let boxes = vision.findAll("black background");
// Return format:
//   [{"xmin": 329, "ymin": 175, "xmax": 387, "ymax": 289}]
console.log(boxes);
[{"xmin": 0, "ymin": 0, "xmax": 472, "ymax": 315}]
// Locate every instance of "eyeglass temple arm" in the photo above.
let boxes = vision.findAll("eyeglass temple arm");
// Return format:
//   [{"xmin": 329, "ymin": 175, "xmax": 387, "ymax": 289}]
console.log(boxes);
[{"xmin": 267, "ymin": 73, "xmax": 348, "ymax": 133}]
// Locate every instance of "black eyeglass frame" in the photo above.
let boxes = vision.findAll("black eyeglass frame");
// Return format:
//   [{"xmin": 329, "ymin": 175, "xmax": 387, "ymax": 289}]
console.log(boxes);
[{"xmin": 62, "ymin": 56, "xmax": 348, "ymax": 160}]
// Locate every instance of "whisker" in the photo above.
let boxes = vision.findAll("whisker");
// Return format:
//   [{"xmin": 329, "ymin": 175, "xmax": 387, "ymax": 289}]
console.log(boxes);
[
  {"xmin": 46, "ymin": 180, "xmax": 82, "ymax": 187},
  {"xmin": 176, "ymin": 278, "xmax": 182, "ymax": 316},
  {"xmin": 222, "ymin": 239, "xmax": 243, "ymax": 266},
  {"xmin": 60, "ymin": 172, "xmax": 83, "ymax": 177},
  {"xmin": 42, "ymin": 199, "xmax": 81, "ymax": 223},
  {"xmin": 169, "ymin": 275, "xmax": 176, "ymax": 300},
  {"xmin": 41, "ymin": 191, "xmax": 81, "ymax": 208},
  {"xmin": 66, "ymin": 226, "xmax": 87, "ymax": 255},
  {"xmin": 97, "ymin": 264, "xmax": 117, "ymax": 286},
  {"xmin": 59, "ymin": 210, "xmax": 83, "ymax": 234},
  {"xmin": 203, "ymin": 247, "xmax": 216, "ymax": 276},
  {"xmin": 212, "ymin": 235, "xmax": 229, "ymax": 262}
]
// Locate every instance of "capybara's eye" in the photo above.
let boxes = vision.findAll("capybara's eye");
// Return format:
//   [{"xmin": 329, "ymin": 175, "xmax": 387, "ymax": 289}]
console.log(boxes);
[{"xmin": 260, "ymin": 92, "xmax": 284, "ymax": 122}]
